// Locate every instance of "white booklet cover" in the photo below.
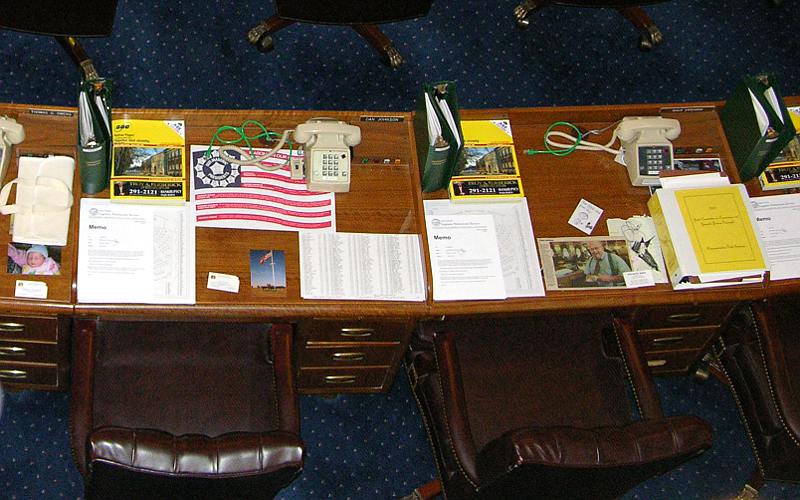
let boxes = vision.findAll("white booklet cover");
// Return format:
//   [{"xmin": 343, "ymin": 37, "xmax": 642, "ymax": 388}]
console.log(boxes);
[{"xmin": 77, "ymin": 198, "xmax": 196, "ymax": 304}]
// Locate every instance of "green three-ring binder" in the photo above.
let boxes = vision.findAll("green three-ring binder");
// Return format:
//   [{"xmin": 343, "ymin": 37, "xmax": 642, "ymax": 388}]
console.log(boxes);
[
  {"xmin": 413, "ymin": 81, "xmax": 464, "ymax": 192},
  {"xmin": 720, "ymin": 73, "xmax": 796, "ymax": 182}
]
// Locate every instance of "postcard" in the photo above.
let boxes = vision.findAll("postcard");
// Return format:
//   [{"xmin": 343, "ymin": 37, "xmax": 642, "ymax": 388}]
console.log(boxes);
[
  {"xmin": 537, "ymin": 236, "xmax": 635, "ymax": 290},
  {"xmin": 249, "ymin": 249, "xmax": 287, "ymax": 295}
]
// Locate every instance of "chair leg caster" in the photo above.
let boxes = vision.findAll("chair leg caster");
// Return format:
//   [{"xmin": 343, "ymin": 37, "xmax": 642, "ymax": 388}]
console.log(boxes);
[
  {"xmin": 401, "ymin": 479, "xmax": 442, "ymax": 500},
  {"xmin": 381, "ymin": 45, "xmax": 405, "ymax": 69},
  {"xmin": 247, "ymin": 25, "xmax": 275, "ymax": 53},
  {"xmin": 637, "ymin": 25, "xmax": 663, "ymax": 51},
  {"xmin": 514, "ymin": 0, "xmax": 542, "ymax": 29}
]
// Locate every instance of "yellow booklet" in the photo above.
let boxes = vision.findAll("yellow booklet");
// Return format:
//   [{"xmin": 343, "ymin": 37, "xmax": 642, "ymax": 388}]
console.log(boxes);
[
  {"xmin": 447, "ymin": 119, "xmax": 524, "ymax": 202},
  {"xmin": 111, "ymin": 119, "xmax": 186, "ymax": 203},
  {"xmin": 676, "ymin": 186, "xmax": 765, "ymax": 274},
  {"xmin": 648, "ymin": 183, "xmax": 767, "ymax": 289}
]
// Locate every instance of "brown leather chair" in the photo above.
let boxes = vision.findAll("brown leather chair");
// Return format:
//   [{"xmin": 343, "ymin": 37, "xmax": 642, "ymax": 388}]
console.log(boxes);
[
  {"xmin": 716, "ymin": 297, "xmax": 800, "ymax": 496},
  {"xmin": 513, "ymin": 0, "xmax": 668, "ymax": 50},
  {"xmin": 70, "ymin": 319, "xmax": 303, "ymax": 499},
  {"xmin": 406, "ymin": 313, "xmax": 712, "ymax": 499},
  {"xmin": 247, "ymin": 0, "xmax": 433, "ymax": 68}
]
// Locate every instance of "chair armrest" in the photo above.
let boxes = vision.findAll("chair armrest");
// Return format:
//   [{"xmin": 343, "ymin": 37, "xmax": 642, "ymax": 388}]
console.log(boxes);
[
  {"xmin": 90, "ymin": 427, "xmax": 304, "ymax": 477},
  {"xmin": 476, "ymin": 416, "xmax": 711, "ymax": 499}
]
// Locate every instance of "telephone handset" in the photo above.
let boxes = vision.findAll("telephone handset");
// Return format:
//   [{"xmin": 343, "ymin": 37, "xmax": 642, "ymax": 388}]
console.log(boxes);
[
  {"xmin": 0, "ymin": 116, "xmax": 25, "ymax": 188},
  {"xmin": 293, "ymin": 118, "xmax": 361, "ymax": 193},
  {"xmin": 615, "ymin": 116, "xmax": 681, "ymax": 186}
]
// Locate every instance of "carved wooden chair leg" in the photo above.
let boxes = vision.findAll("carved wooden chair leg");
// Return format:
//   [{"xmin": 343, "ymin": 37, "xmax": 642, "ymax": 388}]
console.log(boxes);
[
  {"xmin": 401, "ymin": 479, "xmax": 442, "ymax": 500},
  {"xmin": 352, "ymin": 24, "xmax": 404, "ymax": 68},
  {"xmin": 514, "ymin": 0, "xmax": 546, "ymax": 29},
  {"xmin": 247, "ymin": 16, "xmax": 295, "ymax": 53},
  {"xmin": 617, "ymin": 6, "xmax": 663, "ymax": 51},
  {"xmin": 55, "ymin": 36, "xmax": 99, "ymax": 81}
]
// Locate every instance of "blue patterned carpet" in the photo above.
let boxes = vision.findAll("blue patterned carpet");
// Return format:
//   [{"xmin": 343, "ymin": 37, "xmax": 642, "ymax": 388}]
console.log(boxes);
[{"xmin": 2, "ymin": 0, "xmax": 800, "ymax": 498}]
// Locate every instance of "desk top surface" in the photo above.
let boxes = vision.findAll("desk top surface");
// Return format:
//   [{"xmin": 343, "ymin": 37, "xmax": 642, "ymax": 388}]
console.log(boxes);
[{"xmin": 1, "ymin": 101, "xmax": 796, "ymax": 319}]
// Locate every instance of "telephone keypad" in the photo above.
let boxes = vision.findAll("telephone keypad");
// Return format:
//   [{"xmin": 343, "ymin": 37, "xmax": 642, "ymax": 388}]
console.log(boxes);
[{"xmin": 638, "ymin": 145, "xmax": 672, "ymax": 176}]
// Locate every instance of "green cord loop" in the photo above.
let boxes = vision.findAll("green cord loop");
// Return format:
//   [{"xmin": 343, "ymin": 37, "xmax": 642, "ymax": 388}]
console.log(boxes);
[
  {"xmin": 204, "ymin": 119, "xmax": 292, "ymax": 159},
  {"xmin": 524, "ymin": 121, "xmax": 583, "ymax": 157}
]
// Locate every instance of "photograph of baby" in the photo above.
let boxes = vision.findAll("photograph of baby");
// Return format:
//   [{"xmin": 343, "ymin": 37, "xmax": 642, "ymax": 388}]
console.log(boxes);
[
  {"xmin": 249, "ymin": 249, "xmax": 286, "ymax": 294},
  {"xmin": 7, "ymin": 243, "xmax": 62, "ymax": 276}
]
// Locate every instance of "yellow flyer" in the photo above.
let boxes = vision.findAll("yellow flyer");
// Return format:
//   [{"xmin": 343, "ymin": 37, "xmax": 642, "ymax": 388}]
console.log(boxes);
[
  {"xmin": 447, "ymin": 119, "xmax": 524, "ymax": 202},
  {"xmin": 111, "ymin": 119, "xmax": 186, "ymax": 203}
]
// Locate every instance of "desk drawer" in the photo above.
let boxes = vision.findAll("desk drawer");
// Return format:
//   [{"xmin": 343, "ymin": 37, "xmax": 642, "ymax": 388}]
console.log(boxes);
[
  {"xmin": 638, "ymin": 326, "xmax": 718, "ymax": 352},
  {"xmin": 644, "ymin": 350, "xmax": 701, "ymax": 375},
  {"xmin": 633, "ymin": 303, "xmax": 735, "ymax": 330},
  {"xmin": 297, "ymin": 319, "xmax": 408, "ymax": 343},
  {"xmin": 0, "ymin": 340, "xmax": 58, "ymax": 363},
  {"xmin": 298, "ymin": 366, "xmax": 390, "ymax": 393},
  {"xmin": 0, "ymin": 316, "xmax": 59, "ymax": 342},
  {"xmin": 300, "ymin": 343, "xmax": 399, "ymax": 368},
  {"xmin": 0, "ymin": 361, "xmax": 59, "ymax": 387}
]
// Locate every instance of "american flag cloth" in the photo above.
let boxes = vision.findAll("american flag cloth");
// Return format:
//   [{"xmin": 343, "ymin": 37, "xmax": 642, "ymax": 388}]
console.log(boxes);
[{"xmin": 190, "ymin": 146, "xmax": 335, "ymax": 231}]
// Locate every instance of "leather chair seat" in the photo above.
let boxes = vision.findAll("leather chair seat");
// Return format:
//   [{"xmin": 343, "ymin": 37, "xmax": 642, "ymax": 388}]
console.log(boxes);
[
  {"xmin": 717, "ymin": 297, "xmax": 800, "ymax": 491},
  {"xmin": 70, "ymin": 320, "xmax": 303, "ymax": 499},
  {"xmin": 407, "ymin": 313, "xmax": 712, "ymax": 499}
]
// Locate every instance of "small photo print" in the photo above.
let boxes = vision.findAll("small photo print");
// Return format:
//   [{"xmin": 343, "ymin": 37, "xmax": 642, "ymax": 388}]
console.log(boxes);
[
  {"xmin": 455, "ymin": 146, "xmax": 518, "ymax": 177},
  {"xmin": 114, "ymin": 146, "xmax": 184, "ymax": 177},
  {"xmin": 249, "ymin": 249, "xmax": 286, "ymax": 293},
  {"xmin": 7, "ymin": 243, "xmax": 62, "ymax": 276},
  {"xmin": 537, "ymin": 237, "xmax": 633, "ymax": 290}
]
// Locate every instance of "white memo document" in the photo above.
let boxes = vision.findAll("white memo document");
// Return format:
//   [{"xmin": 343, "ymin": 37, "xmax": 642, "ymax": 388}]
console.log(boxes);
[
  {"xmin": 751, "ymin": 194, "xmax": 800, "ymax": 281},
  {"xmin": 423, "ymin": 199, "xmax": 545, "ymax": 297},
  {"xmin": 426, "ymin": 214, "xmax": 506, "ymax": 301},
  {"xmin": 77, "ymin": 199, "xmax": 196, "ymax": 304}
]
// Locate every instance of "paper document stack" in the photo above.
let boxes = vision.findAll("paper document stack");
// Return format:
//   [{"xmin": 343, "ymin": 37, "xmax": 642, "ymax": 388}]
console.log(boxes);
[{"xmin": 648, "ymin": 176, "xmax": 768, "ymax": 289}]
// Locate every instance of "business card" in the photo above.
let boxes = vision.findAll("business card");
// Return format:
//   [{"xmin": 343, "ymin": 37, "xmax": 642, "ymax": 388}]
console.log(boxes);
[
  {"xmin": 15, "ymin": 280, "xmax": 48, "ymax": 299},
  {"xmin": 207, "ymin": 272, "xmax": 240, "ymax": 293}
]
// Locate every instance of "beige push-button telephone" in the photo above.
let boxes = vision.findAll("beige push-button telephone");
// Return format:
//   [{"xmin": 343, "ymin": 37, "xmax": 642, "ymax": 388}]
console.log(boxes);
[
  {"xmin": 0, "ymin": 116, "xmax": 25, "ymax": 187},
  {"xmin": 293, "ymin": 118, "xmax": 361, "ymax": 193},
  {"xmin": 615, "ymin": 116, "xmax": 681, "ymax": 186}
]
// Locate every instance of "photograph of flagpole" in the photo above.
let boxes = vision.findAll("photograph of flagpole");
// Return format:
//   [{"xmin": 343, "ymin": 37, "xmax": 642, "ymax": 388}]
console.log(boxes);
[{"xmin": 249, "ymin": 249, "xmax": 287, "ymax": 290}]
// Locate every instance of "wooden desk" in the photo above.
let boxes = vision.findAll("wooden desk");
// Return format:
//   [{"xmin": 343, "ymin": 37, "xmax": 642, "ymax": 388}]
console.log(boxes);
[{"xmin": 0, "ymin": 101, "xmax": 796, "ymax": 392}]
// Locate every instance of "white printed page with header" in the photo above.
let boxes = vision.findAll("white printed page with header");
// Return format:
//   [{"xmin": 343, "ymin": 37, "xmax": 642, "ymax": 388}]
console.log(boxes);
[
  {"xmin": 752, "ymin": 193, "xmax": 800, "ymax": 280},
  {"xmin": 425, "ymin": 214, "xmax": 506, "ymax": 301},
  {"xmin": 423, "ymin": 199, "xmax": 544, "ymax": 297},
  {"xmin": 77, "ymin": 199, "xmax": 195, "ymax": 304}
]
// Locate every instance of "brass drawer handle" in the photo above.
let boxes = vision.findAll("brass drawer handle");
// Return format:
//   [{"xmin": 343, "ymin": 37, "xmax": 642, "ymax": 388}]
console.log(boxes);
[
  {"xmin": 666, "ymin": 313, "xmax": 702, "ymax": 324},
  {"xmin": 0, "ymin": 346, "xmax": 27, "ymax": 357},
  {"xmin": 324, "ymin": 375, "xmax": 357, "ymax": 384},
  {"xmin": 647, "ymin": 359, "xmax": 668, "ymax": 367},
  {"xmin": 0, "ymin": 369, "xmax": 28, "ymax": 380},
  {"xmin": 0, "ymin": 322, "xmax": 25, "ymax": 333},
  {"xmin": 333, "ymin": 352, "xmax": 366, "ymax": 362},
  {"xmin": 651, "ymin": 336, "xmax": 685, "ymax": 345},
  {"xmin": 339, "ymin": 328, "xmax": 374, "ymax": 338}
]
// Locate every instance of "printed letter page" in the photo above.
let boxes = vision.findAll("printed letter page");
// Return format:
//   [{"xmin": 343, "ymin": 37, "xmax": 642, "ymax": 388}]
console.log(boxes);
[
  {"xmin": 77, "ymin": 199, "xmax": 195, "ymax": 304},
  {"xmin": 425, "ymin": 214, "xmax": 506, "ymax": 301}
]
